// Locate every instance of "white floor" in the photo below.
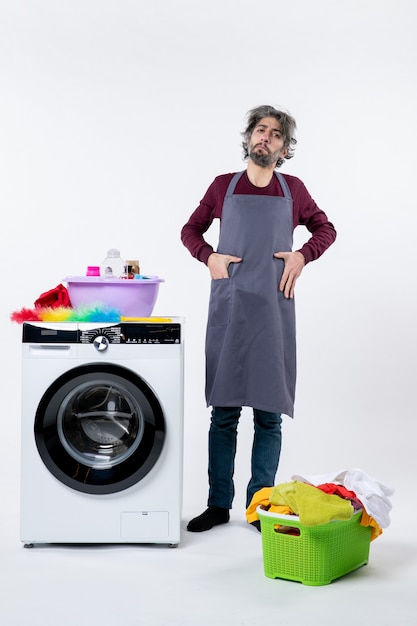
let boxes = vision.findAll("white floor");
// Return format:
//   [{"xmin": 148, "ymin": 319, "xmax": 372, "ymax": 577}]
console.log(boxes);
[{"xmin": 1, "ymin": 484, "xmax": 415, "ymax": 626}]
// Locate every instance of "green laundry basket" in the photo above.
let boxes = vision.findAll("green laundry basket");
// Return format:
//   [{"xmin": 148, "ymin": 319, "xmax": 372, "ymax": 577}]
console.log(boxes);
[{"xmin": 257, "ymin": 507, "xmax": 372, "ymax": 586}]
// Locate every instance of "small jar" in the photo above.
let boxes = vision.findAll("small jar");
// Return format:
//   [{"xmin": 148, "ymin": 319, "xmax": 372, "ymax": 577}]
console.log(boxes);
[
  {"xmin": 86, "ymin": 266, "xmax": 100, "ymax": 276},
  {"xmin": 120, "ymin": 264, "xmax": 135, "ymax": 279},
  {"xmin": 125, "ymin": 259, "xmax": 140, "ymax": 275}
]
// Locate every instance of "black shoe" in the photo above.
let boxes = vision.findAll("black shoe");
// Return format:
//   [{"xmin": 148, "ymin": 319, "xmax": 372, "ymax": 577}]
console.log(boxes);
[
  {"xmin": 250, "ymin": 519, "xmax": 261, "ymax": 532},
  {"xmin": 187, "ymin": 506, "xmax": 230, "ymax": 532}
]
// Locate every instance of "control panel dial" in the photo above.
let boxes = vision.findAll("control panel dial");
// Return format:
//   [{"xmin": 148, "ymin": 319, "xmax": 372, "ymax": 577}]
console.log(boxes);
[{"xmin": 93, "ymin": 335, "xmax": 110, "ymax": 352}]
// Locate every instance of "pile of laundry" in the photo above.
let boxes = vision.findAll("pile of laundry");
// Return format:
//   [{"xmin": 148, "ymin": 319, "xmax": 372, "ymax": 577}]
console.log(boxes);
[{"xmin": 246, "ymin": 468, "xmax": 394, "ymax": 541}]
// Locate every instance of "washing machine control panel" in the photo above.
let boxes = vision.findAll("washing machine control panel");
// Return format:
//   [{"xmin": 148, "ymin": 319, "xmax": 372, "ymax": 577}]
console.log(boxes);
[
  {"xmin": 80, "ymin": 323, "xmax": 181, "ymax": 345},
  {"xmin": 80, "ymin": 326, "xmax": 122, "ymax": 346},
  {"xmin": 22, "ymin": 322, "xmax": 181, "ymax": 345}
]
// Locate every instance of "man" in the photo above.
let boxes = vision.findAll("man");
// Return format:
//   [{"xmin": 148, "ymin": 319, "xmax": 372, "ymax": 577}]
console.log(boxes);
[{"xmin": 181, "ymin": 105, "xmax": 336, "ymax": 532}]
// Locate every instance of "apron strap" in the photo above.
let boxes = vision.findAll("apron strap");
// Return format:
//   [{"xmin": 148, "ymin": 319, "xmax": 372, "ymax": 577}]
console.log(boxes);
[
  {"xmin": 225, "ymin": 170, "xmax": 293, "ymax": 200},
  {"xmin": 274, "ymin": 171, "xmax": 292, "ymax": 200},
  {"xmin": 225, "ymin": 171, "xmax": 245, "ymax": 197}
]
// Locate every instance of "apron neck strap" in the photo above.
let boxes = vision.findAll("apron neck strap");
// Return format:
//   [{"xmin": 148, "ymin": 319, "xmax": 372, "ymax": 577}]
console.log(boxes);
[
  {"xmin": 225, "ymin": 171, "xmax": 245, "ymax": 196},
  {"xmin": 226, "ymin": 170, "xmax": 292, "ymax": 199},
  {"xmin": 273, "ymin": 171, "xmax": 292, "ymax": 200}
]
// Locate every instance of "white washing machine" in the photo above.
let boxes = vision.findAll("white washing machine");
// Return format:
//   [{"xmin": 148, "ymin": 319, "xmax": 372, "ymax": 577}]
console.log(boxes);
[{"xmin": 20, "ymin": 319, "xmax": 184, "ymax": 547}]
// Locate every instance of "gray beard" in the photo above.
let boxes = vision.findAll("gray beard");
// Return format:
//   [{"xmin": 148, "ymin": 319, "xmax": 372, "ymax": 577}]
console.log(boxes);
[{"xmin": 249, "ymin": 148, "xmax": 278, "ymax": 168}]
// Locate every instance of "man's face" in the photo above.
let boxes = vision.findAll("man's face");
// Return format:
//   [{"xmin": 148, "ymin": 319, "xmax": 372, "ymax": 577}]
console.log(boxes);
[{"xmin": 248, "ymin": 116, "xmax": 288, "ymax": 168}]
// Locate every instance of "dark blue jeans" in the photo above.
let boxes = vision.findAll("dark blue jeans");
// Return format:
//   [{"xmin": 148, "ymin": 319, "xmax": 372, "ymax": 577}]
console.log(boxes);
[{"xmin": 207, "ymin": 406, "xmax": 282, "ymax": 510}]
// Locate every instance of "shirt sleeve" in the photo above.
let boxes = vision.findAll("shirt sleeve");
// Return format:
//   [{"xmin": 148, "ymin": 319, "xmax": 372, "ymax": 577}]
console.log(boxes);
[
  {"xmin": 290, "ymin": 177, "xmax": 337, "ymax": 263},
  {"xmin": 180, "ymin": 177, "xmax": 226, "ymax": 265}
]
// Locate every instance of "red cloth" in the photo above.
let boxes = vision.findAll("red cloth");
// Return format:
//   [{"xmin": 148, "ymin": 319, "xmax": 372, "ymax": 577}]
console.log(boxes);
[
  {"xmin": 34, "ymin": 284, "xmax": 72, "ymax": 308},
  {"xmin": 317, "ymin": 483, "xmax": 360, "ymax": 502}
]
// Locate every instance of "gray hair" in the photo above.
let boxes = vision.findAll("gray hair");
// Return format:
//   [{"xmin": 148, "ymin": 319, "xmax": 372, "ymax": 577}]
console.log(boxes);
[{"xmin": 242, "ymin": 105, "xmax": 297, "ymax": 168}]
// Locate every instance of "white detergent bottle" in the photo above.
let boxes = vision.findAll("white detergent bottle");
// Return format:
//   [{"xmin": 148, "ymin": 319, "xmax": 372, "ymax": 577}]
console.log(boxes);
[{"xmin": 100, "ymin": 248, "xmax": 125, "ymax": 278}]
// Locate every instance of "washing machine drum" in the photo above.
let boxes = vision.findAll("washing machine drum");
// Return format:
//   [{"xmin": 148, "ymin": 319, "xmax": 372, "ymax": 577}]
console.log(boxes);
[{"xmin": 34, "ymin": 364, "xmax": 166, "ymax": 494}]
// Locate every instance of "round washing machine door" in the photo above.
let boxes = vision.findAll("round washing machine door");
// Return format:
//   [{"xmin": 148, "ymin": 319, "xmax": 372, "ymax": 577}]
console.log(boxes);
[{"xmin": 34, "ymin": 363, "xmax": 165, "ymax": 494}]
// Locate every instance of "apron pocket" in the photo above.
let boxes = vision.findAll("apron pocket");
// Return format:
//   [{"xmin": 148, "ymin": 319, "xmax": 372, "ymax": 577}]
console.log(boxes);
[{"xmin": 207, "ymin": 278, "xmax": 232, "ymax": 326}]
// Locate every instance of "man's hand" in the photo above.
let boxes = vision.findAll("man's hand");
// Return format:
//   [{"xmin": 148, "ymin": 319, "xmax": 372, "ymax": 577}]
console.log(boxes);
[
  {"xmin": 207, "ymin": 252, "xmax": 242, "ymax": 279},
  {"xmin": 274, "ymin": 251, "xmax": 305, "ymax": 299}
]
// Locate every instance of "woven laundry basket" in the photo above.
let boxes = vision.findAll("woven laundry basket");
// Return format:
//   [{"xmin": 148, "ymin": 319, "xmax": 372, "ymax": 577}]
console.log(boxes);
[{"xmin": 257, "ymin": 507, "xmax": 371, "ymax": 586}]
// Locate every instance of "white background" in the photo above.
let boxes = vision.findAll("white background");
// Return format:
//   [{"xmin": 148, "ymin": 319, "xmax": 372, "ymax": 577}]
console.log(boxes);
[{"xmin": 1, "ymin": 0, "xmax": 415, "ymax": 541}]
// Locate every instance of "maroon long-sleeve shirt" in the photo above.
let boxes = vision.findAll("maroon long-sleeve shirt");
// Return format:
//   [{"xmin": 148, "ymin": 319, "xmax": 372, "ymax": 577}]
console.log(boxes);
[{"xmin": 181, "ymin": 171, "xmax": 336, "ymax": 265}]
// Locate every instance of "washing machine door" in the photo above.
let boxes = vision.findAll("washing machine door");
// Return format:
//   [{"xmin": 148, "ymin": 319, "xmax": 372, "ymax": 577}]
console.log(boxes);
[{"xmin": 34, "ymin": 364, "xmax": 165, "ymax": 494}]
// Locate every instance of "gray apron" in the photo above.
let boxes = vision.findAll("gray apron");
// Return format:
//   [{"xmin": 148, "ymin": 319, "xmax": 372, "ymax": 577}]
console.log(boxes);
[{"xmin": 205, "ymin": 170, "xmax": 296, "ymax": 417}]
